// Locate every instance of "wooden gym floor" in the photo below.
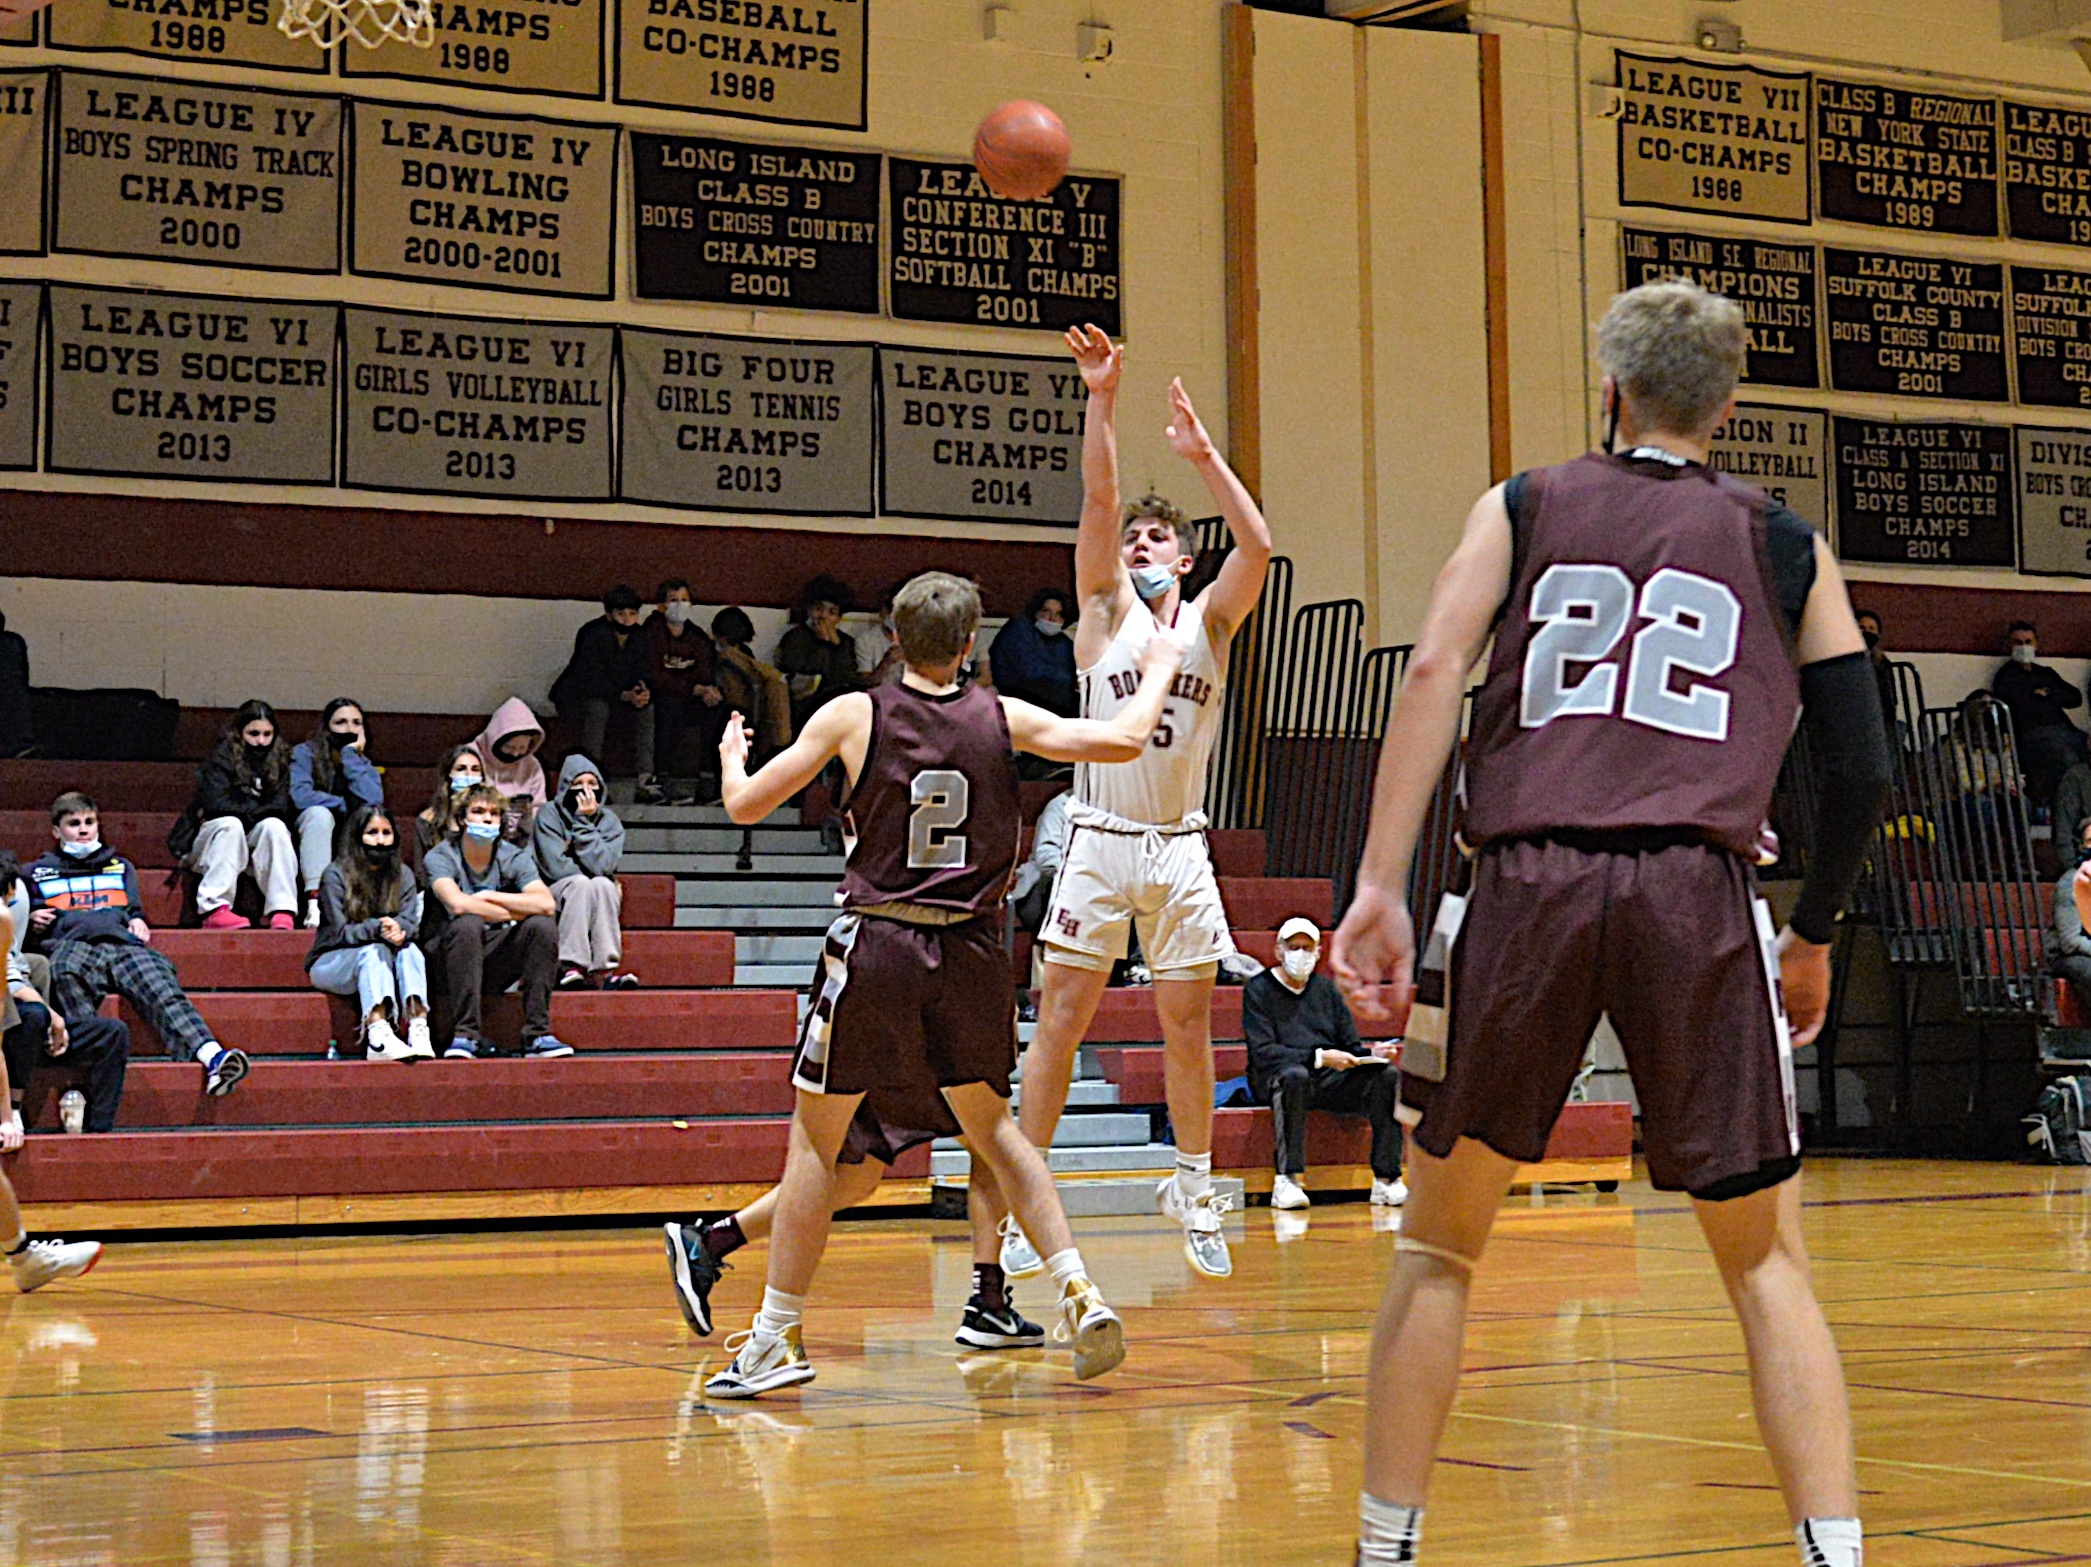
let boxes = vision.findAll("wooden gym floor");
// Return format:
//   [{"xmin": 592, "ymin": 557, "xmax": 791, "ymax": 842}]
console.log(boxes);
[{"xmin": 0, "ymin": 1160, "xmax": 2085, "ymax": 1565}]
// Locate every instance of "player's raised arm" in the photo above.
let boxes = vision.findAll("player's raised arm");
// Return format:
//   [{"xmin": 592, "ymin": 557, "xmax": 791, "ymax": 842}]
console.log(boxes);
[
  {"xmin": 1777, "ymin": 534, "xmax": 1893, "ymax": 1044},
  {"xmin": 719, "ymin": 696, "xmax": 869, "ymax": 825},
  {"xmin": 1003, "ymin": 626, "xmax": 1182, "ymax": 764},
  {"xmin": 1067, "ymin": 325, "xmax": 1132, "ymax": 632},
  {"xmin": 1168, "ymin": 378, "xmax": 1270, "ymax": 643},
  {"xmin": 1329, "ymin": 483, "xmax": 1514, "ymax": 1016}
]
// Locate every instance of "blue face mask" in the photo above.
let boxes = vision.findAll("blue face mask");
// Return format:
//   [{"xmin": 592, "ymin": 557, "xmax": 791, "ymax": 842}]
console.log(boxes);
[
  {"xmin": 449, "ymin": 773, "xmax": 477, "ymax": 794},
  {"xmin": 1130, "ymin": 563, "xmax": 1178, "ymax": 602},
  {"xmin": 464, "ymin": 821, "xmax": 501, "ymax": 843}
]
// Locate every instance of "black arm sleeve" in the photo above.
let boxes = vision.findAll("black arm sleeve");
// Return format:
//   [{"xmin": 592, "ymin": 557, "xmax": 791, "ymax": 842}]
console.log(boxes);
[{"xmin": 1788, "ymin": 651, "xmax": 1895, "ymax": 945}]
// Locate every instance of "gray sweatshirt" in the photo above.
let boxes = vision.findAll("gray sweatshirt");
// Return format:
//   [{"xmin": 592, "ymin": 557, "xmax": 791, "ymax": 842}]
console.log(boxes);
[{"xmin": 532, "ymin": 753, "xmax": 625, "ymax": 883}]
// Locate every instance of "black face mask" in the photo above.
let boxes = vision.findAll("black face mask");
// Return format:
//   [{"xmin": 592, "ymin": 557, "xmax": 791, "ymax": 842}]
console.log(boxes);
[
  {"xmin": 361, "ymin": 840, "xmax": 398, "ymax": 866},
  {"xmin": 325, "ymin": 728, "xmax": 356, "ymax": 751},
  {"xmin": 1862, "ymin": 630, "xmax": 1881, "ymax": 651},
  {"xmin": 243, "ymin": 742, "xmax": 274, "ymax": 770}
]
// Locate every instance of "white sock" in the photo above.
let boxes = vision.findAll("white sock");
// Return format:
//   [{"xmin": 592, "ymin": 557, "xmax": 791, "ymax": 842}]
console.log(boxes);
[
  {"xmin": 754, "ymin": 1286, "xmax": 804, "ymax": 1338},
  {"xmin": 1044, "ymin": 1247, "xmax": 1087, "ymax": 1288},
  {"xmin": 1359, "ymin": 1493, "xmax": 1423, "ymax": 1564},
  {"xmin": 196, "ymin": 1042, "xmax": 224, "ymax": 1071},
  {"xmin": 1796, "ymin": 1518, "xmax": 1862, "ymax": 1567},
  {"xmin": 1174, "ymin": 1150, "xmax": 1213, "ymax": 1203}
]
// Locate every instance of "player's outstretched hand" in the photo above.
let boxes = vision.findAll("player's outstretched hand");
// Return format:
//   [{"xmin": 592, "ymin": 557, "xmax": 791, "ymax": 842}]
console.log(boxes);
[
  {"xmin": 1136, "ymin": 627, "xmax": 1184, "ymax": 684},
  {"xmin": 719, "ymin": 711, "xmax": 751, "ymax": 774},
  {"xmin": 1165, "ymin": 378, "xmax": 1215, "ymax": 464},
  {"xmin": 1330, "ymin": 881, "xmax": 1414, "ymax": 1022},
  {"xmin": 1775, "ymin": 927, "xmax": 1831, "ymax": 1047},
  {"xmin": 1065, "ymin": 323, "xmax": 1122, "ymax": 398}
]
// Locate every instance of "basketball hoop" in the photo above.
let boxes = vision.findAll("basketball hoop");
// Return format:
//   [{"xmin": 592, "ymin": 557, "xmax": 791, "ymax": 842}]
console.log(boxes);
[{"xmin": 277, "ymin": 0, "xmax": 433, "ymax": 51}]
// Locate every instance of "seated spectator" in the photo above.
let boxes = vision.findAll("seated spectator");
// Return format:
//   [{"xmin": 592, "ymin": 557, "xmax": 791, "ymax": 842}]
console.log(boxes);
[
  {"xmin": 534, "ymin": 754, "xmax": 635, "ymax": 990},
  {"xmin": 291, "ymin": 698, "xmax": 385, "ymax": 928},
  {"xmin": 0, "ymin": 610, "xmax": 31, "ymax": 759},
  {"xmin": 987, "ymin": 588, "xmax": 1080, "ymax": 718},
  {"xmin": 421, "ymin": 784, "xmax": 569, "ymax": 1060},
  {"xmin": 471, "ymin": 697, "xmax": 548, "ymax": 841},
  {"xmin": 1, "ymin": 851, "xmax": 128, "ymax": 1134},
  {"xmin": 1855, "ymin": 609, "xmax": 1897, "ymax": 740},
  {"xmin": 2055, "ymin": 820, "xmax": 2091, "ymax": 1017},
  {"xmin": 26, "ymin": 792, "xmax": 249, "ymax": 1096},
  {"xmin": 1991, "ymin": 620, "xmax": 2087, "ymax": 808},
  {"xmin": 851, "ymin": 579, "xmax": 908, "ymax": 688},
  {"xmin": 553, "ymin": 585, "xmax": 684, "ymax": 805},
  {"xmin": 2057, "ymin": 761, "xmax": 2091, "ymax": 864},
  {"xmin": 711, "ymin": 608, "xmax": 792, "ymax": 757},
  {"xmin": 1242, "ymin": 918, "xmax": 1404, "ymax": 1212},
  {"xmin": 644, "ymin": 579, "xmax": 727, "ymax": 803},
  {"xmin": 180, "ymin": 700, "xmax": 299, "ymax": 931},
  {"xmin": 308, "ymin": 804, "xmax": 432, "ymax": 1063},
  {"xmin": 775, "ymin": 575, "xmax": 865, "ymax": 735},
  {"xmin": 1940, "ymin": 692, "xmax": 2020, "ymax": 853},
  {"xmin": 416, "ymin": 745, "xmax": 483, "ymax": 860}
]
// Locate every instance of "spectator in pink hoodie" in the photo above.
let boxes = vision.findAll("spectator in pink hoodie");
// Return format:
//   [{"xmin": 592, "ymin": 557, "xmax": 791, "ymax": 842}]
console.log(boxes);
[{"xmin": 471, "ymin": 698, "xmax": 547, "ymax": 841}]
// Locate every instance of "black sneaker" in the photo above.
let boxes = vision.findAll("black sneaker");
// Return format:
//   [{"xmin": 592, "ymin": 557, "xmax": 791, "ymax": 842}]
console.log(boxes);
[
  {"xmin": 663, "ymin": 1221, "xmax": 726, "ymax": 1336},
  {"xmin": 954, "ymin": 1292, "xmax": 1046, "ymax": 1349},
  {"xmin": 634, "ymin": 780, "xmax": 670, "ymax": 806}
]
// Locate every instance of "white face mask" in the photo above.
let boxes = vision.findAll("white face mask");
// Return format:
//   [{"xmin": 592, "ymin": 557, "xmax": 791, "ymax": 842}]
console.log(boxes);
[
  {"xmin": 1281, "ymin": 948, "xmax": 1317, "ymax": 982},
  {"xmin": 1130, "ymin": 562, "xmax": 1178, "ymax": 602},
  {"xmin": 61, "ymin": 839, "xmax": 103, "ymax": 860},
  {"xmin": 1035, "ymin": 616, "xmax": 1064, "ymax": 638},
  {"xmin": 664, "ymin": 602, "xmax": 692, "ymax": 628},
  {"xmin": 2012, "ymin": 643, "xmax": 2037, "ymax": 665}
]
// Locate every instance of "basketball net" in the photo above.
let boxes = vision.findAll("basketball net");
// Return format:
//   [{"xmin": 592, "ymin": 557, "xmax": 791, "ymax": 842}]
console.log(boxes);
[{"xmin": 277, "ymin": 0, "xmax": 433, "ymax": 51}]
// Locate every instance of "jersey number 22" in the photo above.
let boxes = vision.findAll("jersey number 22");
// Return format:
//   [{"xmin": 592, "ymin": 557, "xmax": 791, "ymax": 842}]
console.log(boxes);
[{"xmin": 1520, "ymin": 563, "xmax": 1740, "ymax": 741}]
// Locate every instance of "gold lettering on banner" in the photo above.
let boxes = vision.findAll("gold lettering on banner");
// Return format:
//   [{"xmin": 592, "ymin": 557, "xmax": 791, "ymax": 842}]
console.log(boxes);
[
  {"xmin": 617, "ymin": 0, "xmax": 866, "ymax": 131},
  {"xmin": 1616, "ymin": 51, "xmax": 1811, "ymax": 223}
]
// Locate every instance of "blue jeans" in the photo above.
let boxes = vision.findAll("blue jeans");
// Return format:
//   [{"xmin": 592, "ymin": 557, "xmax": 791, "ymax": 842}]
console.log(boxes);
[{"xmin": 309, "ymin": 943, "xmax": 429, "ymax": 1019}]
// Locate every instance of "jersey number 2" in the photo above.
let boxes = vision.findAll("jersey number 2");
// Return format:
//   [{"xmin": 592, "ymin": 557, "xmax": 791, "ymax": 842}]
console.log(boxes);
[
  {"xmin": 1520, "ymin": 563, "xmax": 1740, "ymax": 741},
  {"xmin": 908, "ymin": 769, "xmax": 971, "ymax": 868}
]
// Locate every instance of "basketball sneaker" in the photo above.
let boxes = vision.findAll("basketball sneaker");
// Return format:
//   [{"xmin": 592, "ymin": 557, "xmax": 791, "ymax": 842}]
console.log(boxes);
[
  {"xmin": 1051, "ymin": 1276, "xmax": 1125, "ymax": 1381},
  {"xmin": 663, "ymin": 1220, "xmax": 727, "ymax": 1336},
  {"xmin": 1371, "ymin": 1177, "xmax": 1409, "ymax": 1207},
  {"xmin": 705, "ymin": 1325, "xmax": 814, "ymax": 1399},
  {"xmin": 10, "ymin": 1237, "xmax": 102, "ymax": 1293},
  {"xmin": 204, "ymin": 1048, "xmax": 249, "ymax": 1097},
  {"xmin": 1157, "ymin": 1177, "xmax": 1234, "ymax": 1278},
  {"xmin": 998, "ymin": 1215, "xmax": 1043, "ymax": 1279},
  {"xmin": 955, "ymin": 1292, "xmax": 1045, "ymax": 1349},
  {"xmin": 1270, "ymin": 1173, "xmax": 1310, "ymax": 1210}
]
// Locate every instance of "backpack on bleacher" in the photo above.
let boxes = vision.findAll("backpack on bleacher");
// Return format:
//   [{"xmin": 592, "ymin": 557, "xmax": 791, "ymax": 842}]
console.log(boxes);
[{"xmin": 2027, "ymin": 1076, "xmax": 2091, "ymax": 1165}]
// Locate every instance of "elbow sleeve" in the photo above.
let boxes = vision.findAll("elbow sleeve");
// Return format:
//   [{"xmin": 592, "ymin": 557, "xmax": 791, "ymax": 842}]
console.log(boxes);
[{"xmin": 1789, "ymin": 652, "xmax": 1895, "ymax": 945}]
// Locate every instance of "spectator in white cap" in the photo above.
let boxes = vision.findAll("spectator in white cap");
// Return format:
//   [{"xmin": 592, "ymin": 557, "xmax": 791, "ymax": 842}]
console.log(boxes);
[{"xmin": 1240, "ymin": 916, "xmax": 1406, "ymax": 1211}]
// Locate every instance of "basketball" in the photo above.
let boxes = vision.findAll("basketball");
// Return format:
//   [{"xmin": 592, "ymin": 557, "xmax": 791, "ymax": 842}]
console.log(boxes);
[{"xmin": 972, "ymin": 100, "xmax": 1072, "ymax": 201}]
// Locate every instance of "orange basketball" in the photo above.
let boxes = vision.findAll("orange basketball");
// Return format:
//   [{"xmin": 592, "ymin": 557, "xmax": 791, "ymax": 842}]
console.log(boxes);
[{"xmin": 973, "ymin": 100, "xmax": 1072, "ymax": 202}]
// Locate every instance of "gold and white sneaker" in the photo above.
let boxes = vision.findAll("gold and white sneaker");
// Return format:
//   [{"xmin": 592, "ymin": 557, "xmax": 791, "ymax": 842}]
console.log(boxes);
[
  {"xmin": 1051, "ymin": 1276, "xmax": 1125, "ymax": 1382},
  {"xmin": 1157, "ymin": 1177, "xmax": 1234, "ymax": 1278},
  {"xmin": 704, "ymin": 1324, "xmax": 815, "ymax": 1400},
  {"xmin": 998, "ymin": 1215, "xmax": 1044, "ymax": 1279}
]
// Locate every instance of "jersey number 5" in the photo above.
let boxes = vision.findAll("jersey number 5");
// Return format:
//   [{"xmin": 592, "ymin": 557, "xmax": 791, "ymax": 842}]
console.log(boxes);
[
  {"xmin": 908, "ymin": 769, "xmax": 971, "ymax": 869},
  {"xmin": 1520, "ymin": 563, "xmax": 1740, "ymax": 742}
]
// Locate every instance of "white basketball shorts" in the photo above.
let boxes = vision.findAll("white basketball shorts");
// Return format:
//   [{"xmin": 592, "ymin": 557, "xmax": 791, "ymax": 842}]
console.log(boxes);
[{"xmin": 1040, "ymin": 825, "xmax": 1236, "ymax": 980}]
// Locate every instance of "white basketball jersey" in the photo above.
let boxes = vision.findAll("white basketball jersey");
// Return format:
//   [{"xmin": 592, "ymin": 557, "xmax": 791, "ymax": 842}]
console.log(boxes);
[{"xmin": 1074, "ymin": 596, "xmax": 1228, "ymax": 827}]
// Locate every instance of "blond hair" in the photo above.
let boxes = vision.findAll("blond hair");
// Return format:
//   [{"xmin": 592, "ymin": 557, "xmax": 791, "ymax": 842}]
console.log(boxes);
[
  {"xmin": 892, "ymin": 571, "xmax": 981, "ymax": 667},
  {"xmin": 1596, "ymin": 279, "xmax": 1745, "ymax": 439},
  {"xmin": 1122, "ymin": 492, "xmax": 1195, "ymax": 557}
]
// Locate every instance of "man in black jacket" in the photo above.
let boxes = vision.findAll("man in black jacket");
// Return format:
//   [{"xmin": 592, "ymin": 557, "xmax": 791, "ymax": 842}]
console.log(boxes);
[
  {"xmin": 1991, "ymin": 619, "xmax": 2087, "ymax": 807},
  {"xmin": 1242, "ymin": 918, "xmax": 1404, "ymax": 1213},
  {"xmin": 553, "ymin": 585, "xmax": 685, "ymax": 805}
]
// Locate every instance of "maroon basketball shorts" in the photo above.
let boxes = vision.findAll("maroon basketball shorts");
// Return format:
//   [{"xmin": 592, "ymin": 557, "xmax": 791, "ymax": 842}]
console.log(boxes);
[
  {"xmin": 839, "ymin": 1089, "xmax": 961, "ymax": 1168},
  {"xmin": 793, "ymin": 909, "xmax": 1018, "ymax": 1104},
  {"xmin": 1403, "ymin": 837, "xmax": 1801, "ymax": 1196}
]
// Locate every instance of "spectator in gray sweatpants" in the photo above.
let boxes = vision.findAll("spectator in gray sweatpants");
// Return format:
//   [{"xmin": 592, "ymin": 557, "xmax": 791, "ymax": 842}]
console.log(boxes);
[{"xmin": 533, "ymin": 753, "xmax": 634, "ymax": 990}]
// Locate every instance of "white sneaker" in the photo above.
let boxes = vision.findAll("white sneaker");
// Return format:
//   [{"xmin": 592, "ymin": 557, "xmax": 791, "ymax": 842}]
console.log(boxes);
[
  {"xmin": 302, "ymin": 902, "xmax": 320, "ymax": 930},
  {"xmin": 1371, "ymin": 1177, "xmax": 1409, "ymax": 1207},
  {"xmin": 404, "ymin": 1017, "xmax": 436, "ymax": 1060},
  {"xmin": 364, "ymin": 1019, "xmax": 415, "ymax": 1063},
  {"xmin": 1157, "ymin": 1177, "xmax": 1234, "ymax": 1278},
  {"xmin": 10, "ymin": 1238, "xmax": 102, "ymax": 1292},
  {"xmin": 1051, "ymin": 1275, "xmax": 1125, "ymax": 1381},
  {"xmin": 1270, "ymin": 1173, "xmax": 1311, "ymax": 1210},
  {"xmin": 705, "ymin": 1324, "xmax": 815, "ymax": 1399},
  {"xmin": 58, "ymin": 1089, "xmax": 86, "ymax": 1136},
  {"xmin": 998, "ymin": 1215, "xmax": 1044, "ymax": 1279}
]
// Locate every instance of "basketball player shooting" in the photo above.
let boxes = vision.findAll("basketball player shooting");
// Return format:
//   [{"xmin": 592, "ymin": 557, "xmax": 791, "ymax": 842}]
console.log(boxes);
[
  {"xmin": 995, "ymin": 325, "xmax": 1271, "ymax": 1283},
  {"xmin": 1327, "ymin": 280, "xmax": 1893, "ymax": 1567},
  {"xmin": 702, "ymin": 571, "xmax": 1183, "ymax": 1399}
]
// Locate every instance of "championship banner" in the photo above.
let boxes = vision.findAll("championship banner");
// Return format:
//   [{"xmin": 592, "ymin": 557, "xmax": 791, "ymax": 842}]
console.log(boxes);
[
  {"xmin": 2005, "ymin": 99, "xmax": 2091, "ymax": 248},
  {"xmin": 1709, "ymin": 406, "xmax": 1829, "ymax": 531},
  {"xmin": 47, "ymin": 0, "xmax": 326, "ymax": 73},
  {"xmin": 1815, "ymin": 78, "xmax": 2000, "ymax": 237},
  {"xmin": 630, "ymin": 131, "xmax": 879, "ymax": 313},
  {"xmin": 0, "ymin": 16, "xmax": 31, "ymax": 44},
  {"xmin": 2015, "ymin": 427, "xmax": 2091, "ymax": 578},
  {"xmin": 619, "ymin": 328, "xmax": 874, "ymax": 515},
  {"xmin": 1822, "ymin": 247, "xmax": 2008, "ymax": 402},
  {"xmin": 343, "ymin": 306, "xmax": 613, "ymax": 500},
  {"xmin": 1620, "ymin": 228, "xmax": 1818, "ymax": 388},
  {"xmin": 878, "ymin": 346, "xmax": 1084, "ymax": 525},
  {"xmin": 45, "ymin": 284, "xmax": 336, "ymax": 484},
  {"xmin": 2009, "ymin": 264, "xmax": 2091, "ymax": 410},
  {"xmin": 0, "ymin": 282, "xmax": 40, "ymax": 470},
  {"xmin": 54, "ymin": 72, "xmax": 342, "ymax": 274},
  {"xmin": 343, "ymin": 0, "xmax": 605, "ymax": 99},
  {"xmin": 1832, "ymin": 416, "xmax": 2014, "ymax": 568},
  {"xmin": 615, "ymin": 0, "xmax": 866, "ymax": 131},
  {"xmin": 350, "ymin": 101, "xmax": 617, "ymax": 299},
  {"xmin": 1614, "ymin": 51, "xmax": 1810, "ymax": 224},
  {"xmin": 0, "ymin": 72, "xmax": 47, "ymax": 255},
  {"xmin": 888, "ymin": 158, "xmax": 1120, "ymax": 335}
]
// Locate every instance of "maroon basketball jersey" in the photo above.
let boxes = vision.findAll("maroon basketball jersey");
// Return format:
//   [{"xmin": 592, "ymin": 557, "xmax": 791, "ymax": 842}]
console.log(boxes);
[
  {"xmin": 838, "ymin": 680, "xmax": 1023, "ymax": 913},
  {"xmin": 1463, "ymin": 452, "xmax": 1803, "ymax": 857}
]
